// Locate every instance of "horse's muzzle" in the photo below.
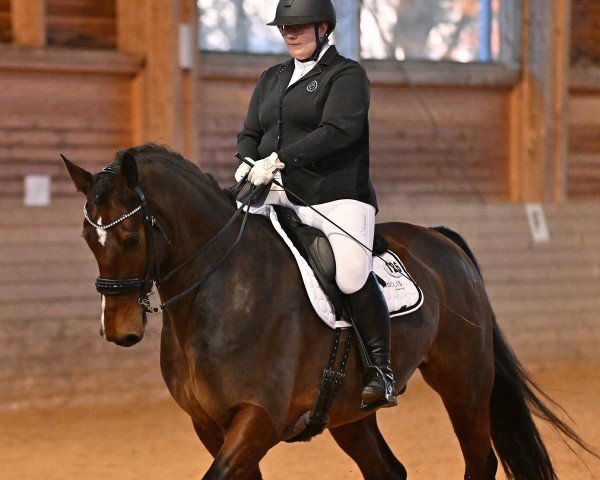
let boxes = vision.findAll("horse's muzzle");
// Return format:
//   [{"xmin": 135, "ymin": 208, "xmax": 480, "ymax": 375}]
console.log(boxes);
[{"xmin": 115, "ymin": 333, "xmax": 142, "ymax": 347}]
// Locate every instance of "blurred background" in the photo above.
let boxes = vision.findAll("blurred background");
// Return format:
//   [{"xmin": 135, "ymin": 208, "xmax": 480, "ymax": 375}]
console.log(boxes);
[{"xmin": 0, "ymin": 1, "xmax": 598, "ymax": 478}]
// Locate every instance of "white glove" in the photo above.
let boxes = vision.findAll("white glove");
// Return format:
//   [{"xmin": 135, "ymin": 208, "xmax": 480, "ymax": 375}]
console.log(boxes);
[
  {"xmin": 248, "ymin": 153, "xmax": 285, "ymax": 186},
  {"xmin": 234, "ymin": 158, "xmax": 254, "ymax": 182}
]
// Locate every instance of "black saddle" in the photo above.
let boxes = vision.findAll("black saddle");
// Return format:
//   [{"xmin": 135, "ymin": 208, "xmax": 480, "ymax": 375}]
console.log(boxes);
[{"xmin": 273, "ymin": 206, "xmax": 387, "ymax": 319}]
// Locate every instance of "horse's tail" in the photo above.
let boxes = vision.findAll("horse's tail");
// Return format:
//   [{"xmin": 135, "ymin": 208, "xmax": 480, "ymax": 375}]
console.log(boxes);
[{"xmin": 432, "ymin": 225, "xmax": 598, "ymax": 480}]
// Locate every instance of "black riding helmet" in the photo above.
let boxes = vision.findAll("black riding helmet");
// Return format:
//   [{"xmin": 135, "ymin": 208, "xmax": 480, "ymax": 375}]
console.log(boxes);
[{"xmin": 268, "ymin": 0, "xmax": 337, "ymax": 61}]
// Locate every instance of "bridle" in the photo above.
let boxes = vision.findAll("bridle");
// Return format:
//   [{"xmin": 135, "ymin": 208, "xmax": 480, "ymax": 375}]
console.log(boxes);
[
  {"xmin": 86, "ymin": 183, "xmax": 161, "ymax": 304},
  {"xmin": 85, "ymin": 168, "xmax": 255, "ymax": 314}
]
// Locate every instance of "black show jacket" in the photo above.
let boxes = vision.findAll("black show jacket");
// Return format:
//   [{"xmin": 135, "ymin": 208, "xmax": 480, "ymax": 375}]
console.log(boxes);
[{"xmin": 236, "ymin": 46, "xmax": 377, "ymax": 210}]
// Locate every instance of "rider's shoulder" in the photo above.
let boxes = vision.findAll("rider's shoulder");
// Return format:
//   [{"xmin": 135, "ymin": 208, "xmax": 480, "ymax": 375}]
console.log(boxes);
[{"xmin": 261, "ymin": 60, "xmax": 294, "ymax": 80}]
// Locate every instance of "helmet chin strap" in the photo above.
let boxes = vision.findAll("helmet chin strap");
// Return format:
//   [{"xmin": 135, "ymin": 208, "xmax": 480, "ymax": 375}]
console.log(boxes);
[{"xmin": 298, "ymin": 24, "xmax": 329, "ymax": 63}]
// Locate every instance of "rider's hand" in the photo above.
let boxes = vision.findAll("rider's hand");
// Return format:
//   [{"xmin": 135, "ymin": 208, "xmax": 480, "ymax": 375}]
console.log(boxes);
[
  {"xmin": 234, "ymin": 158, "xmax": 254, "ymax": 182},
  {"xmin": 248, "ymin": 153, "xmax": 285, "ymax": 186}
]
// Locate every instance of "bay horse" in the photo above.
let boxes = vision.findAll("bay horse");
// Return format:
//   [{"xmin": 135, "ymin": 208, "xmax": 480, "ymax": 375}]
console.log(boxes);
[{"xmin": 62, "ymin": 144, "xmax": 592, "ymax": 480}]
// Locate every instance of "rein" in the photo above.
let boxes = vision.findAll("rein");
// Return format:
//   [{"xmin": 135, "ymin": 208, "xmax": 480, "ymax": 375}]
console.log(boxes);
[{"xmin": 85, "ymin": 170, "xmax": 255, "ymax": 314}]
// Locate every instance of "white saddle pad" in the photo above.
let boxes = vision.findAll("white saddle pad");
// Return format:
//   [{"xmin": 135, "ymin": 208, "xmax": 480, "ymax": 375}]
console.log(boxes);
[{"xmin": 250, "ymin": 204, "xmax": 424, "ymax": 329}]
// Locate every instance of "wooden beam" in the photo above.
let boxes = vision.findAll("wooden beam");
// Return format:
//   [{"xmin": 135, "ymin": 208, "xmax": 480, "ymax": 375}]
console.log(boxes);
[
  {"xmin": 180, "ymin": 0, "xmax": 199, "ymax": 160},
  {"xmin": 551, "ymin": 0, "xmax": 571, "ymax": 202},
  {"xmin": 11, "ymin": 0, "xmax": 46, "ymax": 47},
  {"xmin": 145, "ymin": 0, "xmax": 183, "ymax": 149},
  {"xmin": 508, "ymin": 0, "xmax": 571, "ymax": 202},
  {"xmin": 116, "ymin": 0, "xmax": 146, "ymax": 56},
  {"xmin": 116, "ymin": 0, "xmax": 147, "ymax": 144},
  {"xmin": 116, "ymin": 0, "xmax": 199, "ymax": 160}
]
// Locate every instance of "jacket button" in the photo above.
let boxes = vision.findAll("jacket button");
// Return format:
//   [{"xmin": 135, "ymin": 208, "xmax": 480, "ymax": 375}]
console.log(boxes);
[{"xmin": 293, "ymin": 157, "xmax": 298, "ymax": 162}]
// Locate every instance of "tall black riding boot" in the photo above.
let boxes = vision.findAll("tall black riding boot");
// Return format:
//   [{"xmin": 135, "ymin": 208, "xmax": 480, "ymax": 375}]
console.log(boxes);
[{"xmin": 346, "ymin": 272, "xmax": 397, "ymax": 410}]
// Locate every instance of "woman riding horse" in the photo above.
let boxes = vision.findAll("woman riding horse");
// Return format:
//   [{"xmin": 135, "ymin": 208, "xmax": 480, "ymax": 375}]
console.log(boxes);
[{"xmin": 235, "ymin": 0, "xmax": 396, "ymax": 410}]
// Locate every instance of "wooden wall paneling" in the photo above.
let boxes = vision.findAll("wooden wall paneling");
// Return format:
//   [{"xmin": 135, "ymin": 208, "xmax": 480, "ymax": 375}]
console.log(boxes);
[
  {"xmin": 46, "ymin": 0, "xmax": 116, "ymax": 17},
  {"xmin": 0, "ymin": 201, "xmax": 164, "ymax": 410},
  {"xmin": 0, "ymin": 66, "xmax": 133, "ymax": 200},
  {"xmin": 0, "ymin": 0, "xmax": 10, "ymax": 42},
  {"xmin": 198, "ymin": 80, "xmax": 511, "ymax": 198},
  {"xmin": 46, "ymin": 0, "xmax": 116, "ymax": 49},
  {"xmin": 375, "ymin": 200, "xmax": 600, "ymax": 364},
  {"xmin": 568, "ymin": 91, "xmax": 600, "ymax": 197},
  {"xmin": 571, "ymin": 0, "xmax": 600, "ymax": 64},
  {"xmin": 10, "ymin": 0, "xmax": 45, "ymax": 47}
]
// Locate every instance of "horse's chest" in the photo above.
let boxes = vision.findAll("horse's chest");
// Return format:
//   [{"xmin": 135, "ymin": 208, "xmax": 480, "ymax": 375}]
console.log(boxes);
[{"xmin": 160, "ymin": 336, "xmax": 233, "ymax": 424}]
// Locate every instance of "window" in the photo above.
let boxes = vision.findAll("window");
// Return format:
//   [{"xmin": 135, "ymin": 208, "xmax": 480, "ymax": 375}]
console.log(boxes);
[
  {"xmin": 361, "ymin": 0, "xmax": 499, "ymax": 62},
  {"xmin": 199, "ymin": 0, "xmax": 511, "ymax": 63},
  {"xmin": 199, "ymin": 0, "xmax": 286, "ymax": 54}
]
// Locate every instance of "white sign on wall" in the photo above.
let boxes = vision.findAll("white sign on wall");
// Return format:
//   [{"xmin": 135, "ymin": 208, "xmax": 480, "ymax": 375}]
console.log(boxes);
[
  {"xmin": 24, "ymin": 175, "xmax": 51, "ymax": 207},
  {"xmin": 525, "ymin": 203, "xmax": 550, "ymax": 243}
]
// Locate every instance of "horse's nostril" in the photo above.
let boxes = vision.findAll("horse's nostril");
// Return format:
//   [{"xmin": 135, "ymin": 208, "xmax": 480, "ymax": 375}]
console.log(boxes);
[{"xmin": 116, "ymin": 334, "xmax": 141, "ymax": 347}]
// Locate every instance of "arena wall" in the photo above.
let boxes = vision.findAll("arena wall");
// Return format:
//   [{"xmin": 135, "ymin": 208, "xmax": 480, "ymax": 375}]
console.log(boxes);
[{"xmin": 0, "ymin": 1, "xmax": 598, "ymax": 411}]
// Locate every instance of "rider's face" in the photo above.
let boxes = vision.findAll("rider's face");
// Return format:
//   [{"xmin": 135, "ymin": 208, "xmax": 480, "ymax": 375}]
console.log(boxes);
[{"xmin": 279, "ymin": 23, "xmax": 328, "ymax": 61}]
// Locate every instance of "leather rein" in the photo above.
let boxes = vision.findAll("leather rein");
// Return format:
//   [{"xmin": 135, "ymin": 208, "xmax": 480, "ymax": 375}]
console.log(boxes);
[{"xmin": 85, "ymin": 169, "xmax": 255, "ymax": 314}]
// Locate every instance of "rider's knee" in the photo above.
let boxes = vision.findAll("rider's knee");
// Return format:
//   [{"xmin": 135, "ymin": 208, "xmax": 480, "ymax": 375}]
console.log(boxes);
[{"xmin": 336, "ymin": 263, "xmax": 370, "ymax": 294}]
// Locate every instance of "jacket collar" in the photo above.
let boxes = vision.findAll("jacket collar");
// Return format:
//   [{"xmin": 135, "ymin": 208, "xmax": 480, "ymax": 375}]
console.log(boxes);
[
  {"xmin": 276, "ymin": 45, "xmax": 339, "ymax": 92},
  {"xmin": 317, "ymin": 44, "xmax": 338, "ymax": 66},
  {"xmin": 278, "ymin": 45, "xmax": 338, "ymax": 74}
]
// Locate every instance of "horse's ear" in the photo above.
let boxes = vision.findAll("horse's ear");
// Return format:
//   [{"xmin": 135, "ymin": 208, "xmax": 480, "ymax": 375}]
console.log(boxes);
[
  {"xmin": 120, "ymin": 150, "xmax": 139, "ymax": 189},
  {"xmin": 61, "ymin": 154, "xmax": 92, "ymax": 195}
]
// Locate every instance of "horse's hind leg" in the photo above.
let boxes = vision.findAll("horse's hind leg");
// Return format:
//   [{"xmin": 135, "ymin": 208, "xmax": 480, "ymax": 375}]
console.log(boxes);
[
  {"xmin": 420, "ymin": 362, "xmax": 498, "ymax": 480},
  {"xmin": 329, "ymin": 414, "xmax": 407, "ymax": 480}
]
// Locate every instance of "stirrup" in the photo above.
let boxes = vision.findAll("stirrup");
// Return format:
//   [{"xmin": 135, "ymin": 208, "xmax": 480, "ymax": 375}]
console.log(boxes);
[{"xmin": 360, "ymin": 366, "xmax": 398, "ymax": 411}]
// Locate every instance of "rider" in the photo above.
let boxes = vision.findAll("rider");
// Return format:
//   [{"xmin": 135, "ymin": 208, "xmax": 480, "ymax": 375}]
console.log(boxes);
[{"xmin": 235, "ymin": 0, "xmax": 397, "ymax": 410}]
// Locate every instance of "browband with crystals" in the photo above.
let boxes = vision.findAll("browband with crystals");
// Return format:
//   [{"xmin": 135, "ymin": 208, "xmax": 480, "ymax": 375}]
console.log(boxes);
[{"xmin": 83, "ymin": 203, "xmax": 142, "ymax": 230}]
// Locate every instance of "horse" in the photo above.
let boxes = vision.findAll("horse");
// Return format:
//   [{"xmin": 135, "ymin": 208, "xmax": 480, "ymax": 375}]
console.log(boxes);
[{"xmin": 62, "ymin": 143, "xmax": 593, "ymax": 480}]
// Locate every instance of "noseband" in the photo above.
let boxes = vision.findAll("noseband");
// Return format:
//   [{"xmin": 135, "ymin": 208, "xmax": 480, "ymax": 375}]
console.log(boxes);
[{"xmin": 84, "ymin": 167, "xmax": 254, "ymax": 314}]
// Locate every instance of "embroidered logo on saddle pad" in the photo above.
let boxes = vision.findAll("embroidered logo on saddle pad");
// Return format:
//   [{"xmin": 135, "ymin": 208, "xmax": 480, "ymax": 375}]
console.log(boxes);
[{"xmin": 374, "ymin": 251, "xmax": 424, "ymax": 318}]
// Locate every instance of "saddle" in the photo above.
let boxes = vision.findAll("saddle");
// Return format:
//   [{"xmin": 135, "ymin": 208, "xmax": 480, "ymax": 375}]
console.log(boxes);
[{"xmin": 273, "ymin": 206, "xmax": 388, "ymax": 320}]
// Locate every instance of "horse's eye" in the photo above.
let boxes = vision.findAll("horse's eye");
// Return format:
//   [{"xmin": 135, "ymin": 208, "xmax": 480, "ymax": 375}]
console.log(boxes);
[{"xmin": 123, "ymin": 235, "xmax": 140, "ymax": 251}]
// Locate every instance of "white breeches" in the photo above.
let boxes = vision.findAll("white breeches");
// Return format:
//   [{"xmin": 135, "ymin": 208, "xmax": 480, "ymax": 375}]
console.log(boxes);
[{"xmin": 263, "ymin": 179, "xmax": 375, "ymax": 294}]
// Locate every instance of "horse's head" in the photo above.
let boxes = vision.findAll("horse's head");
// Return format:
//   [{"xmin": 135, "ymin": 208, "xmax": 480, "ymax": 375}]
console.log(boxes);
[{"xmin": 62, "ymin": 151, "xmax": 151, "ymax": 347}]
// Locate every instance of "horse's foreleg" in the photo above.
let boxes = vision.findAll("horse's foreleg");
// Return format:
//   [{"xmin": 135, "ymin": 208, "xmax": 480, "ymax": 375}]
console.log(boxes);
[
  {"xmin": 329, "ymin": 414, "xmax": 407, "ymax": 480},
  {"xmin": 195, "ymin": 420, "xmax": 265, "ymax": 479},
  {"xmin": 201, "ymin": 404, "xmax": 278, "ymax": 480}
]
